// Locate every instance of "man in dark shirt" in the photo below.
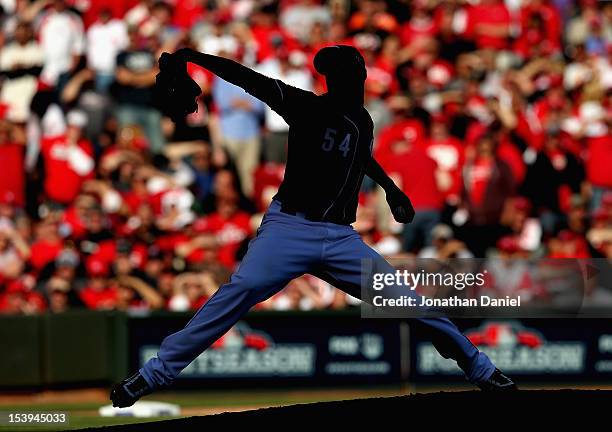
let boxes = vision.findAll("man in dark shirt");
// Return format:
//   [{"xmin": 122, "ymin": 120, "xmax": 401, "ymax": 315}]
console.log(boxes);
[
  {"xmin": 114, "ymin": 28, "xmax": 164, "ymax": 153},
  {"xmin": 111, "ymin": 46, "xmax": 515, "ymax": 406}
]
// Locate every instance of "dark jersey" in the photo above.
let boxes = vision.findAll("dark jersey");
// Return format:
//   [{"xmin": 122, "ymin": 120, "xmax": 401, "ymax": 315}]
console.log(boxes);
[{"xmin": 249, "ymin": 79, "xmax": 374, "ymax": 225}]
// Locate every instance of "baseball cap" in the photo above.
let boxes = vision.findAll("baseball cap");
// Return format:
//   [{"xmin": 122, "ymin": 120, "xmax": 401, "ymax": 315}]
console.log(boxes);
[
  {"xmin": 313, "ymin": 45, "xmax": 367, "ymax": 81},
  {"xmin": 86, "ymin": 257, "xmax": 109, "ymax": 277},
  {"xmin": 513, "ymin": 197, "xmax": 531, "ymax": 213},
  {"xmin": 66, "ymin": 110, "xmax": 87, "ymax": 128},
  {"xmin": 497, "ymin": 236, "xmax": 520, "ymax": 254},
  {"xmin": 557, "ymin": 230, "xmax": 577, "ymax": 242}
]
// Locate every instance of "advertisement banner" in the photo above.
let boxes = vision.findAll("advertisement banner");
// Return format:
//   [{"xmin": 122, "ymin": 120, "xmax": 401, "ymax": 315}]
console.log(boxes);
[
  {"xmin": 128, "ymin": 313, "xmax": 406, "ymax": 387},
  {"xmin": 411, "ymin": 319, "xmax": 612, "ymax": 382}
]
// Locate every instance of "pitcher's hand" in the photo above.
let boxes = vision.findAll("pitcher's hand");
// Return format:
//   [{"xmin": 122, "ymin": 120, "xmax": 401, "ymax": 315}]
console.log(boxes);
[{"xmin": 386, "ymin": 187, "xmax": 415, "ymax": 224}]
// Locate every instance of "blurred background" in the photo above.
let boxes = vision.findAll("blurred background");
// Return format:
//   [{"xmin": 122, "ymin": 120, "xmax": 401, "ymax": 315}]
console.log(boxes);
[{"xmin": 0, "ymin": 0, "xmax": 611, "ymax": 427}]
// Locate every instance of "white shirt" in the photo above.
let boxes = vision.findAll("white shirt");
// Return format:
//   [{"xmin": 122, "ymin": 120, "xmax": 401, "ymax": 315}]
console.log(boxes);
[
  {"xmin": 256, "ymin": 59, "xmax": 313, "ymax": 132},
  {"xmin": 38, "ymin": 10, "xmax": 85, "ymax": 85},
  {"xmin": 280, "ymin": 5, "xmax": 331, "ymax": 43},
  {"xmin": 86, "ymin": 19, "xmax": 128, "ymax": 74},
  {"xmin": 0, "ymin": 41, "xmax": 43, "ymax": 121},
  {"xmin": 198, "ymin": 34, "xmax": 238, "ymax": 57}
]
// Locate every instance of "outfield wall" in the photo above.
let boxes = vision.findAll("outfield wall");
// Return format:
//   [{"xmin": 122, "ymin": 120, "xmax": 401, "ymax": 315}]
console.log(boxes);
[{"xmin": 2, "ymin": 311, "xmax": 612, "ymax": 388}]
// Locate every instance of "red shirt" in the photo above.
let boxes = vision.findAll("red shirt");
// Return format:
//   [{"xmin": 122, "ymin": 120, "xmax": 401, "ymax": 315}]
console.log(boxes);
[
  {"xmin": 423, "ymin": 137, "xmax": 465, "ymax": 200},
  {"xmin": 62, "ymin": 206, "xmax": 88, "ymax": 240},
  {"xmin": 519, "ymin": 3, "xmax": 561, "ymax": 54},
  {"xmin": 465, "ymin": 122, "xmax": 526, "ymax": 184},
  {"xmin": 253, "ymin": 163, "xmax": 285, "ymax": 212},
  {"xmin": 0, "ymin": 143, "xmax": 25, "ymax": 206},
  {"xmin": 250, "ymin": 24, "xmax": 300, "ymax": 63},
  {"xmin": 80, "ymin": 285, "xmax": 119, "ymax": 309},
  {"xmin": 399, "ymin": 17, "xmax": 438, "ymax": 47},
  {"xmin": 586, "ymin": 135, "xmax": 612, "ymax": 188},
  {"xmin": 79, "ymin": 0, "xmax": 136, "ymax": 27},
  {"xmin": 375, "ymin": 119, "xmax": 426, "ymax": 166},
  {"xmin": 172, "ymin": 0, "xmax": 207, "ymax": 29},
  {"xmin": 466, "ymin": 3, "xmax": 511, "ymax": 49},
  {"xmin": 29, "ymin": 240, "xmax": 63, "ymax": 271},
  {"xmin": 194, "ymin": 211, "xmax": 252, "ymax": 268},
  {"xmin": 379, "ymin": 147, "xmax": 444, "ymax": 211},
  {"xmin": 467, "ymin": 158, "xmax": 494, "ymax": 206},
  {"xmin": 121, "ymin": 190, "xmax": 152, "ymax": 214},
  {"xmin": 41, "ymin": 136, "xmax": 94, "ymax": 204}
]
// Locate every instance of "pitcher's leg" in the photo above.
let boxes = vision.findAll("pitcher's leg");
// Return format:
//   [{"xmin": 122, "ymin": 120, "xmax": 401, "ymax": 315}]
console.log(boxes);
[
  {"xmin": 316, "ymin": 229, "xmax": 495, "ymax": 383},
  {"xmin": 140, "ymin": 223, "xmax": 312, "ymax": 389}
]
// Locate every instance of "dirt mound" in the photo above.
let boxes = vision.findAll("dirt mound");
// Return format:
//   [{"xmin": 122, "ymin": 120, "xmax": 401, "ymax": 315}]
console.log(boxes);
[{"xmin": 82, "ymin": 390, "xmax": 611, "ymax": 430}]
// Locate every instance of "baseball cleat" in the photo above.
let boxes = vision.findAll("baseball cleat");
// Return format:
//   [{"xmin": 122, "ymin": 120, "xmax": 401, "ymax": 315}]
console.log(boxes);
[
  {"xmin": 477, "ymin": 368, "xmax": 518, "ymax": 391},
  {"xmin": 110, "ymin": 372, "xmax": 153, "ymax": 408}
]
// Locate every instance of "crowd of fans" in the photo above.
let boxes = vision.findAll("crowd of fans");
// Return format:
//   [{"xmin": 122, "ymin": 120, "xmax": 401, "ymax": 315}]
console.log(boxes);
[{"xmin": 0, "ymin": 0, "xmax": 611, "ymax": 314}]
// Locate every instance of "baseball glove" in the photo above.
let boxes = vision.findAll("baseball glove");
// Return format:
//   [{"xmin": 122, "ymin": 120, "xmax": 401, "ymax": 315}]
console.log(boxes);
[{"xmin": 154, "ymin": 51, "xmax": 202, "ymax": 122}]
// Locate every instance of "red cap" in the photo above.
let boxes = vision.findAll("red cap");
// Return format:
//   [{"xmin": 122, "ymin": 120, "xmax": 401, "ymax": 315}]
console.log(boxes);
[
  {"xmin": 431, "ymin": 112, "xmax": 448, "ymax": 124},
  {"xmin": 514, "ymin": 196, "xmax": 531, "ymax": 213},
  {"xmin": 86, "ymin": 257, "xmax": 109, "ymax": 278},
  {"xmin": 557, "ymin": 230, "xmax": 576, "ymax": 242},
  {"xmin": 548, "ymin": 73, "xmax": 563, "ymax": 89},
  {"xmin": 497, "ymin": 236, "xmax": 520, "ymax": 253},
  {"xmin": 6, "ymin": 280, "xmax": 26, "ymax": 294}
]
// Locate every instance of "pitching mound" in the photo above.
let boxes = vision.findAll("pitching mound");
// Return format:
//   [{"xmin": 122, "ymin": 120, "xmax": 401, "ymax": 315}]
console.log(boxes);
[{"xmin": 83, "ymin": 390, "xmax": 611, "ymax": 430}]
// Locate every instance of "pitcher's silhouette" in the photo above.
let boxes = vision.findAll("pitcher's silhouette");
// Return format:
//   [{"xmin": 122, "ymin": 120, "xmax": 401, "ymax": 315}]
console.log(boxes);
[{"xmin": 111, "ymin": 45, "xmax": 515, "ymax": 408}]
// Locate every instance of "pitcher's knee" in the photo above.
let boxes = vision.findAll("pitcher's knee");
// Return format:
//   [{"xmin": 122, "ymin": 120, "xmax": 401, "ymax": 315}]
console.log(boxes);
[{"xmin": 226, "ymin": 274, "xmax": 269, "ymax": 301}]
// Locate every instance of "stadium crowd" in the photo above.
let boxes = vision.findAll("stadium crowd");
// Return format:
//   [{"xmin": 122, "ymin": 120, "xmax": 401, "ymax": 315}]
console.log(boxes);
[{"xmin": 0, "ymin": 0, "xmax": 611, "ymax": 314}]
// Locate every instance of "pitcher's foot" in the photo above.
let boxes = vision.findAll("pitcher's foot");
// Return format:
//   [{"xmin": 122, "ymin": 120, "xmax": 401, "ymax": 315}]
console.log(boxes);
[
  {"xmin": 110, "ymin": 372, "xmax": 153, "ymax": 408},
  {"xmin": 477, "ymin": 368, "xmax": 518, "ymax": 391}
]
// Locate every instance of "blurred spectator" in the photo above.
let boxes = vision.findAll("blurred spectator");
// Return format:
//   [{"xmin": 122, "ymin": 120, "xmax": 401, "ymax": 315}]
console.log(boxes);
[
  {"xmin": 280, "ymin": 0, "xmax": 331, "ymax": 43},
  {"xmin": 0, "ymin": 21, "xmax": 43, "ymax": 122},
  {"xmin": 212, "ymin": 51, "xmax": 265, "ymax": 196},
  {"xmin": 376, "ymin": 117, "xmax": 443, "ymax": 251},
  {"xmin": 114, "ymin": 274, "xmax": 163, "ymax": 311},
  {"xmin": 418, "ymin": 224, "xmax": 473, "ymax": 259},
  {"xmin": 521, "ymin": 129, "xmax": 585, "ymax": 233},
  {"xmin": 0, "ymin": 118, "xmax": 26, "ymax": 207},
  {"xmin": 257, "ymin": 47, "xmax": 312, "ymax": 163},
  {"xmin": 115, "ymin": 26, "xmax": 163, "ymax": 153},
  {"xmin": 480, "ymin": 235, "xmax": 544, "ymax": 303},
  {"xmin": 80, "ymin": 257, "xmax": 116, "ymax": 309},
  {"xmin": 38, "ymin": 0, "xmax": 85, "ymax": 89},
  {"xmin": 168, "ymin": 271, "xmax": 221, "ymax": 311},
  {"xmin": 0, "ymin": 218, "xmax": 30, "ymax": 280},
  {"xmin": 423, "ymin": 115, "xmax": 465, "ymax": 204},
  {"xmin": 40, "ymin": 110, "xmax": 94, "ymax": 205},
  {"xmin": 500, "ymin": 197, "xmax": 542, "ymax": 253},
  {"xmin": 86, "ymin": 8, "xmax": 128, "ymax": 92},
  {"xmin": 466, "ymin": 0, "xmax": 512, "ymax": 51},
  {"xmin": 460, "ymin": 133, "xmax": 515, "ymax": 256}
]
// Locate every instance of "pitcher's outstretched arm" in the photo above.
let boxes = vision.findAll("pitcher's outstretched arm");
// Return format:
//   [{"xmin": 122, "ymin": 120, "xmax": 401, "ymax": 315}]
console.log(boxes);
[{"xmin": 174, "ymin": 48, "xmax": 285, "ymax": 112}]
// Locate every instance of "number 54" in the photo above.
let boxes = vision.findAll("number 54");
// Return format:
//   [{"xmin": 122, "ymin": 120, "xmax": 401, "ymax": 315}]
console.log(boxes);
[{"xmin": 322, "ymin": 128, "xmax": 351, "ymax": 157}]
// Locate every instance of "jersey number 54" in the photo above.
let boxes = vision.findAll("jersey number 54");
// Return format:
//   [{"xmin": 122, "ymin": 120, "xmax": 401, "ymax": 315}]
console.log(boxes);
[{"xmin": 322, "ymin": 128, "xmax": 351, "ymax": 157}]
